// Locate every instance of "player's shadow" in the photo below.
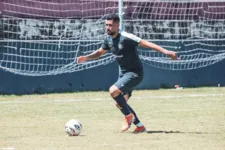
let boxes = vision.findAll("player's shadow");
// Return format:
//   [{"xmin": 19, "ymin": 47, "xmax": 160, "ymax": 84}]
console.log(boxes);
[
  {"xmin": 146, "ymin": 130, "xmax": 184, "ymax": 134},
  {"xmin": 146, "ymin": 130, "xmax": 208, "ymax": 134}
]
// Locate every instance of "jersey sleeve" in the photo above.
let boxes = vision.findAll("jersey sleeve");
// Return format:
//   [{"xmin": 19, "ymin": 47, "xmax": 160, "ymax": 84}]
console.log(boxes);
[
  {"xmin": 101, "ymin": 38, "xmax": 110, "ymax": 50},
  {"xmin": 121, "ymin": 31, "xmax": 141, "ymax": 46}
]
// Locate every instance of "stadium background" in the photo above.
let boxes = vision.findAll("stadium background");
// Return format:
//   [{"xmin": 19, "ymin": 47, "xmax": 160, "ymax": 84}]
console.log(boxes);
[{"xmin": 0, "ymin": 0, "xmax": 225, "ymax": 94}]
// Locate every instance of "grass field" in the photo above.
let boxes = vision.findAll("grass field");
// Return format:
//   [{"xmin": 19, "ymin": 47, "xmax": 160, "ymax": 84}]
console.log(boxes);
[{"xmin": 0, "ymin": 87, "xmax": 225, "ymax": 150}]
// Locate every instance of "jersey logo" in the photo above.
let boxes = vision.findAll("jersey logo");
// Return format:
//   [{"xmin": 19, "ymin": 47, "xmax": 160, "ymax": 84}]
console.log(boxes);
[{"xmin": 118, "ymin": 43, "xmax": 124, "ymax": 50}]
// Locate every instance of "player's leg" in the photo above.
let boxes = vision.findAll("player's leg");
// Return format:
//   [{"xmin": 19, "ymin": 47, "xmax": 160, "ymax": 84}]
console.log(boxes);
[
  {"xmin": 123, "ymin": 92, "xmax": 141, "ymax": 125},
  {"xmin": 123, "ymin": 92, "xmax": 146, "ymax": 133},
  {"xmin": 110, "ymin": 72, "xmax": 143, "ymax": 132},
  {"xmin": 109, "ymin": 85, "xmax": 135, "ymax": 132},
  {"xmin": 116, "ymin": 92, "xmax": 141, "ymax": 124},
  {"xmin": 109, "ymin": 85, "xmax": 131, "ymax": 116}
]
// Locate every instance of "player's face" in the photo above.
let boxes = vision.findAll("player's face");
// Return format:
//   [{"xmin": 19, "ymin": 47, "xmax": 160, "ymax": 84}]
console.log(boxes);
[{"xmin": 105, "ymin": 20, "xmax": 119, "ymax": 36}]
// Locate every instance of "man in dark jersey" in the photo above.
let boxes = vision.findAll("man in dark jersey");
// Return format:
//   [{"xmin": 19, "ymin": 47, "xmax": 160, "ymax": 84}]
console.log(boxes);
[{"xmin": 77, "ymin": 14, "xmax": 178, "ymax": 133}]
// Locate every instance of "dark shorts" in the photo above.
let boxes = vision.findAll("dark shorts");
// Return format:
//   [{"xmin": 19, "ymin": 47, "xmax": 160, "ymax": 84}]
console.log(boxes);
[{"xmin": 114, "ymin": 72, "xmax": 143, "ymax": 98}]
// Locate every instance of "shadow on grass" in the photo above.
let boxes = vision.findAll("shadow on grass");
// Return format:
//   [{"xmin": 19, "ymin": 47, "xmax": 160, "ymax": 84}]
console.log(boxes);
[{"xmin": 146, "ymin": 130, "xmax": 209, "ymax": 134}]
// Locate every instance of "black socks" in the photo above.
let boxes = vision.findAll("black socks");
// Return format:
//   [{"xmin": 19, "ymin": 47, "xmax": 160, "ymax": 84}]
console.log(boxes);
[
  {"xmin": 114, "ymin": 93, "xmax": 140, "ymax": 125},
  {"xmin": 113, "ymin": 93, "xmax": 130, "ymax": 116}
]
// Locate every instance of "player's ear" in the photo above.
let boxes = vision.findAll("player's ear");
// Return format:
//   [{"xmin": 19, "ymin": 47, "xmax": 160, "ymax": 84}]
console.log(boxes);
[{"xmin": 116, "ymin": 22, "xmax": 120, "ymax": 28}]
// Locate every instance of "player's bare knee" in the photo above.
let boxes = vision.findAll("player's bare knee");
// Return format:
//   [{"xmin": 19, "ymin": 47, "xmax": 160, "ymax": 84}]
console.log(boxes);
[{"xmin": 109, "ymin": 85, "xmax": 121, "ymax": 98}]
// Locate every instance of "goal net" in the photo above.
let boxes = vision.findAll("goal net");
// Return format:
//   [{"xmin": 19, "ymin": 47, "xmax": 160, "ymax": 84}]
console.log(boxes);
[
  {"xmin": 125, "ymin": 0, "xmax": 225, "ymax": 70},
  {"xmin": 1, "ymin": 0, "xmax": 225, "ymax": 76}
]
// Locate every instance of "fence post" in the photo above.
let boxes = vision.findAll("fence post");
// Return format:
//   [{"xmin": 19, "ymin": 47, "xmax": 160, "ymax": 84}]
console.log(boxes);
[{"xmin": 118, "ymin": 0, "xmax": 123, "ymax": 32}]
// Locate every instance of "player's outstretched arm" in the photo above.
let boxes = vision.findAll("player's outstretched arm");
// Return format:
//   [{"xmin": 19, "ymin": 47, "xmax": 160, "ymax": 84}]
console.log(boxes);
[
  {"xmin": 77, "ymin": 48, "xmax": 107, "ymax": 63},
  {"xmin": 138, "ymin": 39, "xmax": 178, "ymax": 60}
]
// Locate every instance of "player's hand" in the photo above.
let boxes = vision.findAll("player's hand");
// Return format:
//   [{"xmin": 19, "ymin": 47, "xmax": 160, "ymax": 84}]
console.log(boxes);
[
  {"xmin": 166, "ymin": 51, "xmax": 179, "ymax": 60},
  {"xmin": 77, "ymin": 56, "xmax": 87, "ymax": 63}
]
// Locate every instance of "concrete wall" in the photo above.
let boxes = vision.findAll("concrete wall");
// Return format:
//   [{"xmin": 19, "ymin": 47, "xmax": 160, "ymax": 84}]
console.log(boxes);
[{"xmin": 0, "ymin": 60, "xmax": 224, "ymax": 94}]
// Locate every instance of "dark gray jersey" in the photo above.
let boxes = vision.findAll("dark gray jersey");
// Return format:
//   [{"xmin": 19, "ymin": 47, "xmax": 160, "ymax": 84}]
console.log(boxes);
[{"xmin": 102, "ymin": 31, "xmax": 143, "ymax": 74}]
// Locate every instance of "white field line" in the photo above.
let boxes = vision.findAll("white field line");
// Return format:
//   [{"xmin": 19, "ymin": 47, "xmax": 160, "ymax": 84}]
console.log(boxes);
[
  {"xmin": 0, "ymin": 93, "xmax": 224, "ymax": 104},
  {"xmin": 0, "ymin": 148, "xmax": 15, "ymax": 150}
]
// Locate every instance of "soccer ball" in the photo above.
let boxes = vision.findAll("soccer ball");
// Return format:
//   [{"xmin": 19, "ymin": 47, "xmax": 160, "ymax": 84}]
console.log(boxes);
[{"xmin": 65, "ymin": 119, "xmax": 82, "ymax": 136}]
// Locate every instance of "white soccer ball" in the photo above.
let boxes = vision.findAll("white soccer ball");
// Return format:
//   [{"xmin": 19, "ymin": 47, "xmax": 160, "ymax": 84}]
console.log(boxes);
[{"xmin": 65, "ymin": 119, "xmax": 82, "ymax": 136}]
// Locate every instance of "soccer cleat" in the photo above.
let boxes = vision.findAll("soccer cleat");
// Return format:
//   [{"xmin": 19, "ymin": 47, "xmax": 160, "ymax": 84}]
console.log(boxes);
[
  {"xmin": 121, "ymin": 113, "xmax": 135, "ymax": 132},
  {"xmin": 132, "ymin": 125, "xmax": 146, "ymax": 133}
]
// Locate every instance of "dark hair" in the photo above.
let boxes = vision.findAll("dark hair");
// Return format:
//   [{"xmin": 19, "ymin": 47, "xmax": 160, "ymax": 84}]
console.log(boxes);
[{"xmin": 105, "ymin": 14, "xmax": 120, "ymax": 23}]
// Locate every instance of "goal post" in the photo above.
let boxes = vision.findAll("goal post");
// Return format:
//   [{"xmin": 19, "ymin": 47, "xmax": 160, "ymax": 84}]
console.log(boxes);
[
  {"xmin": 119, "ymin": 0, "xmax": 124, "ymax": 31},
  {"xmin": 0, "ymin": 0, "xmax": 225, "ymax": 76}
]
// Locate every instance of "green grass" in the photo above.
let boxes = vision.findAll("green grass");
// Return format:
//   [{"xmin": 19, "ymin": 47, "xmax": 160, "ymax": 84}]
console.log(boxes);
[{"xmin": 0, "ymin": 87, "xmax": 225, "ymax": 150}]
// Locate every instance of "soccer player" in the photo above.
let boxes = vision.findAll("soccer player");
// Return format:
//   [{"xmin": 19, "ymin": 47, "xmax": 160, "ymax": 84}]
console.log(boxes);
[{"xmin": 77, "ymin": 14, "xmax": 178, "ymax": 133}]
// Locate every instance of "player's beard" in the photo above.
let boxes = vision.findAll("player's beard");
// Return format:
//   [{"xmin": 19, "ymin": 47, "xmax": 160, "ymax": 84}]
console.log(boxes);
[{"xmin": 107, "ymin": 30, "xmax": 115, "ymax": 36}]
